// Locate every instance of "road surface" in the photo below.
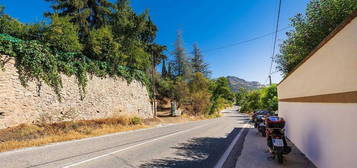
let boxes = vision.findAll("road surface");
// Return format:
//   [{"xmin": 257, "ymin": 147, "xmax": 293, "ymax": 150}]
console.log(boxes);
[{"xmin": 0, "ymin": 108, "xmax": 249, "ymax": 168}]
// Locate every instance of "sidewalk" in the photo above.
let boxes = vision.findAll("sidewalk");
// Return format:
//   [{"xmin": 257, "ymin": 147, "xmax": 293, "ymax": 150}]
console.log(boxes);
[{"xmin": 235, "ymin": 128, "xmax": 316, "ymax": 168}]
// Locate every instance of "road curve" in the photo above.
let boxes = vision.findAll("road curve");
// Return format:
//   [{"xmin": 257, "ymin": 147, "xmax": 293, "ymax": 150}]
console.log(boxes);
[{"xmin": 0, "ymin": 108, "xmax": 249, "ymax": 168}]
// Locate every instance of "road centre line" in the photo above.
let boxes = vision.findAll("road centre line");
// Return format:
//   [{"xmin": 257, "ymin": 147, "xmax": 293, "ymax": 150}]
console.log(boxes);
[{"xmin": 62, "ymin": 122, "xmax": 212, "ymax": 168}]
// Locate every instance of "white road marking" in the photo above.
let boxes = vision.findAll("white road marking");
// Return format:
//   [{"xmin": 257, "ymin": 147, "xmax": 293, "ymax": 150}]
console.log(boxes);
[
  {"xmin": 214, "ymin": 123, "xmax": 249, "ymax": 168},
  {"xmin": 62, "ymin": 123, "xmax": 211, "ymax": 168}
]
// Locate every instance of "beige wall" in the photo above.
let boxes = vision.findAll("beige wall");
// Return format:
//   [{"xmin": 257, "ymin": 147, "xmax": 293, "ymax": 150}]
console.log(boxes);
[
  {"xmin": 279, "ymin": 102, "xmax": 357, "ymax": 168},
  {"xmin": 278, "ymin": 17, "xmax": 357, "ymax": 99},
  {"xmin": 278, "ymin": 16, "xmax": 357, "ymax": 168},
  {"xmin": 0, "ymin": 59, "xmax": 153, "ymax": 129}
]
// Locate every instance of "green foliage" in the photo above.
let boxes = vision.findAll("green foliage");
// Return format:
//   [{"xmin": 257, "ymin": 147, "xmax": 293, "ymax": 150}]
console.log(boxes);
[
  {"xmin": 161, "ymin": 59, "xmax": 168, "ymax": 78},
  {"xmin": 235, "ymin": 88, "xmax": 248, "ymax": 105},
  {"xmin": 0, "ymin": 1, "xmax": 164, "ymax": 100},
  {"xmin": 259, "ymin": 85, "xmax": 278, "ymax": 111},
  {"xmin": 44, "ymin": 14, "xmax": 82, "ymax": 52},
  {"xmin": 209, "ymin": 77, "xmax": 235, "ymax": 114},
  {"xmin": 191, "ymin": 43, "xmax": 210, "ymax": 77},
  {"xmin": 237, "ymin": 85, "xmax": 278, "ymax": 113},
  {"xmin": 188, "ymin": 73, "xmax": 211, "ymax": 115},
  {"xmin": 171, "ymin": 31, "xmax": 192, "ymax": 79},
  {"xmin": 276, "ymin": 0, "xmax": 357, "ymax": 75},
  {"xmin": 0, "ymin": 35, "xmax": 62, "ymax": 97},
  {"xmin": 130, "ymin": 116, "xmax": 142, "ymax": 125},
  {"xmin": 239, "ymin": 90, "xmax": 261, "ymax": 113},
  {"xmin": 156, "ymin": 78, "xmax": 174, "ymax": 99},
  {"xmin": 45, "ymin": 0, "xmax": 113, "ymax": 38},
  {"xmin": 173, "ymin": 77, "xmax": 191, "ymax": 106},
  {"xmin": 0, "ymin": 33, "xmax": 149, "ymax": 99},
  {"xmin": 86, "ymin": 26, "xmax": 121, "ymax": 62},
  {"xmin": 0, "ymin": 14, "xmax": 25, "ymax": 38}
]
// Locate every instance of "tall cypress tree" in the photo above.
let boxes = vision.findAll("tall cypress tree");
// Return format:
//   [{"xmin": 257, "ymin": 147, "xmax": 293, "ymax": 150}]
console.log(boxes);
[
  {"xmin": 192, "ymin": 43, "xmax": 210, "ymax": 77},
  {"xmin": 161, "ymin": 59, "xmax": 168, "ymax": 77},
  {"xmin": 167, "ymin": 62, "xmax": 173, "ymax": 79}
]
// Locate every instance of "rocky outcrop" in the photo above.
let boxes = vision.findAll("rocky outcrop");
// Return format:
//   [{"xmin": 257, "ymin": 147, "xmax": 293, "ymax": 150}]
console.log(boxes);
[{"xmin": 0, "ymin": 59, "xmax": 153, "ymax": 129}]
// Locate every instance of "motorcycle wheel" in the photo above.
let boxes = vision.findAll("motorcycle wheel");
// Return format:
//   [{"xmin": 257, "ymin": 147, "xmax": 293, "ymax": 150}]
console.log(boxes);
[
  {"xmin": 277, "ymin": 153, "xmax": 283, "ymax": 164},
  {"xmin": 261, "ymin": 131, "xmax": 266, "ymax": 137}
]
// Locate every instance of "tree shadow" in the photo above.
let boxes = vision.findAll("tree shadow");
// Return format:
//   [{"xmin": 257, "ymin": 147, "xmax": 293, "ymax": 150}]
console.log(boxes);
[{"xmin": 140, "ymin": 128, "xmax": 242, "ymax": 168}]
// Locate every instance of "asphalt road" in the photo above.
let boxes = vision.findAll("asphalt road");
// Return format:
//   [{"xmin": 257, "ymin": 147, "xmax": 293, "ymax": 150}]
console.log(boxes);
[{"xmin": 0, "ymin": 108, "xmax": 250, "ymax": 168}]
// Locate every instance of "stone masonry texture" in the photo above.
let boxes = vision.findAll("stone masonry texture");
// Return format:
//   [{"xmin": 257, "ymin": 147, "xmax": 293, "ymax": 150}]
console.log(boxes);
[{"xmin": 0, "ymin": 59, "xmax": 153, "ymax": 129}]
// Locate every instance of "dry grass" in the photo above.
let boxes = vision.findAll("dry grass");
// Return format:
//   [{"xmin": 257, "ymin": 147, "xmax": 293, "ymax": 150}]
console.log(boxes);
[
  {"xmin": 0, "ymin": 113, "xmax": 216, "ymax": 152},
  {"xmin": 0, "ymin": 116, "xmax": 146, "ymax": 152}
]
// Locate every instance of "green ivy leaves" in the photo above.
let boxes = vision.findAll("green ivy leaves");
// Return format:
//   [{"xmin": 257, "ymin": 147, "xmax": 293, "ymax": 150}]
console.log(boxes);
[{"xmin": 0, "ymin": 33, "xmax": 149, "ymax": 101}]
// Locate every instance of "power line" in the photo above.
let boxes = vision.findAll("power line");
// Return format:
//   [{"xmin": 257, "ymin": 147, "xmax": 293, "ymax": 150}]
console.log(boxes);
[
  {"xmin": 268, "ymin": 0, "xmax": 282, "ymax": 85},
  {"xmin": 188, "ymin": 26, "xmax": 290, "ymax": 55}
]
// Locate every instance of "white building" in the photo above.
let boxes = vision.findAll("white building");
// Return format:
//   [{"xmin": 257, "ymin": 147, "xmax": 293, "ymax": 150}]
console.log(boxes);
[{"xmin": 278, "ymin": 11, "xmax": 357, "ymax": 168}]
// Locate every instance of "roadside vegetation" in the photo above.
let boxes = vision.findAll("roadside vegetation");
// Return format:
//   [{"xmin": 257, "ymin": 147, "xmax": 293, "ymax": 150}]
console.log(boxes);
[
  {"xmin": 276, "ymin": 0, "xmax": 357, "ymax": 75},
  {"xmin": 0, "ymin": 0, "xmax": 235, "ymax": 152},
  {"xmin": 238, "ymin": 0, "xmax": 357, "ymax": 114},
  {"xmin": 0, "ymin": 114, "xmax": 208, "ymax": 152},
  {"xmin": 0, "ymin": 0, "xmax": 165, "ymax": 99},
  {"xmin": 156, "ymin": 32, "xmax": 234, "ymax": 117},
  {"xmin": 236, "ymin": 85, "xmax": 278, "ymax": 113}
]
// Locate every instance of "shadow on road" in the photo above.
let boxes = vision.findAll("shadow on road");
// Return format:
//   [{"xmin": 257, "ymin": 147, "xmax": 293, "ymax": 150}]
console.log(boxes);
[{"xmin": 139, "ymin": 128, "xmax": 243, "ymax": 168}]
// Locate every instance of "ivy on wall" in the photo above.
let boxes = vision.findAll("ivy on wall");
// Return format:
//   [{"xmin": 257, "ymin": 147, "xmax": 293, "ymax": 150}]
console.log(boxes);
[{"xmin": 0, "ymin": 34, "xmax": 150, "ymax": 100}]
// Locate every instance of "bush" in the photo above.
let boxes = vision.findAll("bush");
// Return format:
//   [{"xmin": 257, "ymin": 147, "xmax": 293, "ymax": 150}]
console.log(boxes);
[{"xmin": 130, "ymin": 117, "xmax": 142, "ymax": 125}]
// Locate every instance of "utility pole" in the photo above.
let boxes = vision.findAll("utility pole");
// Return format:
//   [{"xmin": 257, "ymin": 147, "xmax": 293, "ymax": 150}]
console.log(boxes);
[
  {"xmin": 269, "ymin": 75, "xmax": 272, "ymax": 85},
  {"xmin": 151, "ymin": 51, "xmax": 157, "ymax": 118},
  {"xmin": 268, "ymin": 0, "xmax": 282, "ymax": 85}
]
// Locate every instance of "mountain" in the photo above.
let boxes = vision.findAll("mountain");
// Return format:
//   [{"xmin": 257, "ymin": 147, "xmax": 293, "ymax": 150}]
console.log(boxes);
[{"xmin": 227, "ymin": 76, "xmax": 264, "ymax": 92}]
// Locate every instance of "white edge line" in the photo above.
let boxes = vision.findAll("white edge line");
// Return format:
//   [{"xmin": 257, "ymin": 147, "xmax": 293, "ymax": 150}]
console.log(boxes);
[
  {"xmin": 62, "ymin": 123, "xmax": 211, "ymax": 168},
  {"xmin": 214, "ymin": 123, "xmax": 249, "ymax": 168}
]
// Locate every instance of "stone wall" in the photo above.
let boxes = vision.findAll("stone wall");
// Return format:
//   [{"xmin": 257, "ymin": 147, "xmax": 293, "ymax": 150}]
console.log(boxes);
[{"xmin": 0, "ymin": 59, "xmax": 153, "ymax": 129}]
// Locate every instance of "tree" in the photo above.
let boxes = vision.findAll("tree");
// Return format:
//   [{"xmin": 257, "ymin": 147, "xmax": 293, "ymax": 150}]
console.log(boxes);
[
  {"xmin": 172, "ymin": 31, "xmax": 191, "ymax": 79},
  {"xmin": 191, "ymin": 43, "xmax": 210, "ymax": 77},
  {"xmin": 161, "ymin": 59, "xmax": 168, "ymax": 77},
  {"xmin": 44, "ymin": 14, "xmax": 82, "ymax": 52},
  {"xmin": 110, "ymin": 0, "xmax": 166, "ymax": 70},
  {"xmin": 167, "ymin": 62, "xmax": 173, "ymax": 79},
  {"xmin": 259, "ymin": 84, "xmax": 278, "ymax": 111},
  {"xmin": 240, "ymin": 90, "xmax": 261, "ymax": 113},
  {"xmin": 0, "ymin": 8, "xmax": 25, "ymax": 38},
  {"xmin": 86, "ymin": 26, "xmax": 123, "ymax": 73},
  {"xmin": 209, "ymin": 77, "xmax": 234, "ymax": 114},
  {"xmin": 45, "ymin": 0, "xmax": 113, "ymax": 38},
  {"xmin": 235, "ymin": 88, "xmax": 248, "ymax": 105},
  {"xmin": 188, "ymin": 72, "xmax": 211, "ymax": 115},
  {"xmin": 276, "ymin": 0, "xmax": 357, "ymax": 75}
]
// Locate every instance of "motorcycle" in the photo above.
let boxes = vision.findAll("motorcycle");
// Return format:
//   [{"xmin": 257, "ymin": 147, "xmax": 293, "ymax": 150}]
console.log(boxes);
[
  {"xmin": 265, "ymin": 116, "xmax": 291, "ymax": 164},
  {"xmin": 256, "ymin": 115, "xmax": 266, "ymax": 137}
]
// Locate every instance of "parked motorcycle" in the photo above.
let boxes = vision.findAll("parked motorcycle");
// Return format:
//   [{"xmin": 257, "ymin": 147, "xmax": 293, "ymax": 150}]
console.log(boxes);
[
  {"xmin": 265, "ymin": 116, "xmax": 291, "ymax": 164},
  {"xmin": 256, "ymin": 115, "xmax": 266, "ymax": 137},
  {"xmin": 251, "ymin": 110, "xmax": 270, "ymax": 128}
]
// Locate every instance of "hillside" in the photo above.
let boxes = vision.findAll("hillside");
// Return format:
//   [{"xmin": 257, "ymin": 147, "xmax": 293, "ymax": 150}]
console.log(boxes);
[{"xmin": 227, "ymin": 76, "xmax": 264, "ymax": 92}]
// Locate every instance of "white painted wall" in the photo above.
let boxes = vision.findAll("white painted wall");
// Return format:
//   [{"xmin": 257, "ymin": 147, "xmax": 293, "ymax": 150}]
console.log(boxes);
[{"xmin": 279, "ymin": 102, "xmax": 357, "ymax": 168}]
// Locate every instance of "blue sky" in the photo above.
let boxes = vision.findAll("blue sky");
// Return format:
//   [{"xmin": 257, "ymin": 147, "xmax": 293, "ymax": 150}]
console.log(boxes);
[{"xmin": 0, "ymin": 0, "xmax": 310, "ymax": 84}]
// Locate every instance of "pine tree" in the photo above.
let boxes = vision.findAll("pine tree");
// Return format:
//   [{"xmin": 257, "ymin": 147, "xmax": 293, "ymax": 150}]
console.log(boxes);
[
  {"xmin": 172, "ymin": 31, "xmax": 191, "ymax": 78},
  {"xmin": 45, "ymin": 0, "xmax": 113, "ymax": 38},
  {"xmin": 192, "ymin": 43, "xmax": 210, "ymax": 77},
  {"xmin": 161, "ymin": 59, "xmax": 168, "ymax": 77}
]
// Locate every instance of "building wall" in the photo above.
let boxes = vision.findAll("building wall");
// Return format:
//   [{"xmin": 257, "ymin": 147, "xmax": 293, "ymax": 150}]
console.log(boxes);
[
  {"xmin": 0, "ymin": 59, "xmax": 153, "ymax": 129},
  {"xmin": 278, "ymin": 16, "xmax": 357, "ymax": 168}
]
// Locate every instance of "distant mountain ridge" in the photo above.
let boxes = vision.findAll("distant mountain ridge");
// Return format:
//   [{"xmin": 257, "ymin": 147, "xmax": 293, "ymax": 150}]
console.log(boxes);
[{"xmin": 227, "ymin": 76, "xmax": 264, "ymax": 92}]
